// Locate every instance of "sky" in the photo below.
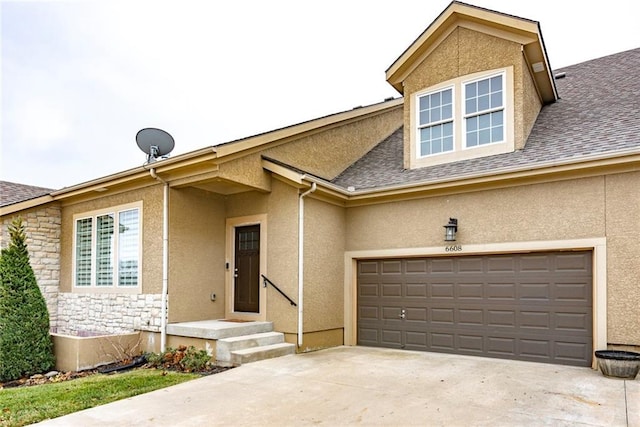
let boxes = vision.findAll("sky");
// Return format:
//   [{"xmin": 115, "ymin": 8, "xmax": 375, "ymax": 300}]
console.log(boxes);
[{"xmin": 1, "ymin": 0, "xmax": 639, "ymax": 190}]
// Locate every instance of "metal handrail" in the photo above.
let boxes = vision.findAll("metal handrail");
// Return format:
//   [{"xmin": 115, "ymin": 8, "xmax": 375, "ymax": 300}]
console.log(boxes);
[{"xmin": 261, "ymin": 274, "xmax": 297, "ymax": 306}]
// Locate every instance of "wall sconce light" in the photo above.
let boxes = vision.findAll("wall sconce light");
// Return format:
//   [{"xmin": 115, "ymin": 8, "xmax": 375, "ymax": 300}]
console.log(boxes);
[{"xmin": 443, "ymin": 218, "xmax": 458, "ymax": 242}]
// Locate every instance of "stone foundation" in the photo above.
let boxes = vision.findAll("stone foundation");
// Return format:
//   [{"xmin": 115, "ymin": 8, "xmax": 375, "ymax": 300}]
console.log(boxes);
[{"xmin": 56, "ymin": 293, "xmax": 165, "ymax": 335}]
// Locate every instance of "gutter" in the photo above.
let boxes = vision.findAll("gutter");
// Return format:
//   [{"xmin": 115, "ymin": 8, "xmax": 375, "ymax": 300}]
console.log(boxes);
[
  {"xmin": 297, "ymin": 182, "xmax": 317, "ymax": 347},
  {"xmin": 149, "ymin": 168, "xmax": 169, "ymax": 352}
]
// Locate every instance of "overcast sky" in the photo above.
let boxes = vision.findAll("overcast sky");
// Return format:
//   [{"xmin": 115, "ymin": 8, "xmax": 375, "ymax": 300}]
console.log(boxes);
[{"xmin": 1, "ymin": 0, "xmax": 638, "ymax": 190}]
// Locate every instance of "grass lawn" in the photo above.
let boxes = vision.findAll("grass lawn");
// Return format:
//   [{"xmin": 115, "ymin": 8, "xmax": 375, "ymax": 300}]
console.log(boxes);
[{"xmin": 0, "ymin": 369, "xmax": 200, "ymax": 427}]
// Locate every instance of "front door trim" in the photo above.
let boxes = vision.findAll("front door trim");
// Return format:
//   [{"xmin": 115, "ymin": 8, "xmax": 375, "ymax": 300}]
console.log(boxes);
[
  {"xmin": 226, "ymin": 214, "xmax": 267, "ymax": 321},
  {"xmin": 344, "ymin": 237, "xmax": 607, "ymax": 368}
]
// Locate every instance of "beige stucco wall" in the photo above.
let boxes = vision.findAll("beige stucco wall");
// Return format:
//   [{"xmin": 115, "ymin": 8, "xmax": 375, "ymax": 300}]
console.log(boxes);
[
  {"xmin": 168, "ymin": 187, "xmax": 226, "ymax": 323},
  {"xmin": 302, "ymin": 197, "xmax": 345, "ymax": 335},
  {"xmin": 266, "ymin": 107, "xmax": 403, "ymax": 180},
  {"xmin": 262, "ymin": 180, "xmax": 299, "ymax": 332},
  {"xmin": 346, "ymin": 172, "xmax": 640, "ymax": 346},
  {"xmin": 402, "ymin": 27, "xmax": 534, "ymax": 167},
  {"xmin": 59, "ymin": 185, "xmax": 163, "ymax": 293},
  {"xmin": 520, "ymin": 56, "xmax": 543, "ymax": 149},
  {"xmin": 604, "ymin": 171, "xmax": 640, "ymax": 344}
]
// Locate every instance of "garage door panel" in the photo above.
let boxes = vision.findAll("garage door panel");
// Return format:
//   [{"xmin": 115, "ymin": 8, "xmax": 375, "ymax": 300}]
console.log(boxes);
[
  {"xmin": 381, "ymin": 260, "xmax": 402, "ymax": 274},
  {"xmin": 486, "ymin": 282, "xmax": 517, "ymax": 300},
  {"xmin": 555, "ymin": 282, "xmax": 591, "ymax": 303},
  {"xmin": 555, "ymin": 311, "xmax": 591, "ymax": 332},
  {"xmin": 431, "ymin": 283, "xmax": 455, "ymax": 298},
  {"xmin": 357, "ymin": 252, "xmax": 592, "ymax": 366},
  {"xmin": 405, "ymin": 259, "xmax": 428, "ymax": 273},
  {"xmin": 358, "ymin": 261, "xmax": 379, "ymax": 275},
  {"xmin": 359, "ymin": 305, "xmax": 379, "ymax": 320},
  {"xmin": 487, "ymin": 256, "xmax": 516, "ymax": 272},
  {"xmin": 458, "ymin": 283, "xmax": 484, "ymax": 299},
  {"xmin": 458, "ymin": 309, "xmax": 484, "ymax": 325},
  {"xmin": 519, "ymin": 311, "xmax": 551, "ymax": 329},
  {"xmin": 431, "ymin": 332, "xmax": 455, "ymax": 350},
  {"xmin": 487, "ymin": 337, "xmax": 516, "ymax": 355},
  {"xmin": 381, "ymin": 283, "xmax": 402, "ymax": 297},
  {"xmin": 555, "ymin": 253, "xmax": 592, "ymax": 272},
  {"xmin": 406, "ymin": 282, "xmax": 428, "ymax": 297},
  {"xmin": 458, "ymin": 334, "xmax": 484, "ymax": 352},
  {"xmin": 431, "ymin": 259, "xmax": 454, "ymax": 273},
  {"xmin": 359, "ymin": 283, "xmax": 379, "ymax": 297},
  {"xmin": 519, "ymin": 283, "xmax": 551, "ymax": 300},
  {"xmin": 381, "ymin": 329, "xmax": 402, "ymax": 346},
  {"xmin": 431, "ymin": 307, "xmax": 455, "ymax": 323},
  {"xmin": 487, "ymin": 310, "xmax": 517, "ymax": 327}
]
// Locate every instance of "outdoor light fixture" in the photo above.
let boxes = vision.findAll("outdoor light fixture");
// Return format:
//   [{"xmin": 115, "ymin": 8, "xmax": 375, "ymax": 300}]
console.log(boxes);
[{"xmin": 444, "ymin": 218, "xmax": 458, "ymax": 242}]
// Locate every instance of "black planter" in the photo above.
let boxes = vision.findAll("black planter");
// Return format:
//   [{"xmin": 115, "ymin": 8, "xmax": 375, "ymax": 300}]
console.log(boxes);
[{"xmin": 594, "ymin": 350, "xmax": 640, "ymax": 379}]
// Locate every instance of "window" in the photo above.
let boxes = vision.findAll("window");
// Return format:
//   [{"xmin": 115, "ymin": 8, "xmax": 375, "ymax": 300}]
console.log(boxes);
[
  {"xmin": 73, "ymin": 203, "xmax": 141, "ymax": 290},
  {"xmin": 418, "ymin": 88, "xmax": 454, "ymax": 156},
  {"xmin": 411, "ymin": 67, "xmax": 512, "ymax": 169},
  {"xmin": 464, "ymin": 74, "xmax": 504, "ymax": 147}
]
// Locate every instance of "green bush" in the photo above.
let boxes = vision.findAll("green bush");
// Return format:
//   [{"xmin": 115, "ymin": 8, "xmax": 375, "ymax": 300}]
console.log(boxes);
[
  {"xmin": 146, "ymin": 345, "xmax": 211, "ymax": 372},
  {"xmin": 0, "ymin": 217, "xmax": 55, "ymax": 381}
]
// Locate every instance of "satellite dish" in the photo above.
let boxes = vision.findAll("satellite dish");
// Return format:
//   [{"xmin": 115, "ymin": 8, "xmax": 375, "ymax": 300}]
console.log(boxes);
[{"xmin": 136, "ymin": 128, "xmax": 175, "ymax": 163}]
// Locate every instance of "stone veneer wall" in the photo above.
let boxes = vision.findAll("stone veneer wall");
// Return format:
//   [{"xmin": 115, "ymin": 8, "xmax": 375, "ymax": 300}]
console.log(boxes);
[
  {"xmin": 56, "ymin": 293, "xmax": 164, "ymax": 335},
  {"xmin": 0, "ymin": 206, "xmax": 61, "ymax": 328}
]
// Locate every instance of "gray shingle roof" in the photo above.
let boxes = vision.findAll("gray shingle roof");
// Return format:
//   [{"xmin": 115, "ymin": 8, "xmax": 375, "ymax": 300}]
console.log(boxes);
[
  {"xmin": 0, "ymin": 181, "xmax": 54, "ymax": 207},
  {"xmin": 333, "ymin": 48, "xmax": 640, "ymax": 190}
]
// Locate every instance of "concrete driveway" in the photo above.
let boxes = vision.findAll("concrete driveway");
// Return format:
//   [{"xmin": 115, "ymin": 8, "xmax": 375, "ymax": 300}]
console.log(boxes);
[{"xmin": 36, "ymin": 346, "xmax": 639, "ymax": 426}]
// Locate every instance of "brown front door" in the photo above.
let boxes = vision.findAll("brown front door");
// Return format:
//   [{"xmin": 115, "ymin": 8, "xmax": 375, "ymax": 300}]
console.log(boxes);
[{"xmin": 234, "ymin": 225, "xmax": 260, "ymax": 313}]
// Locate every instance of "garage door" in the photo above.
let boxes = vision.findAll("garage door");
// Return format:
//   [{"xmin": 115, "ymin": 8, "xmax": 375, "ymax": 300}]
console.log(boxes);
[{"xmin": 357, "ymin": 251, "xmax": 593, "ymax": 366}]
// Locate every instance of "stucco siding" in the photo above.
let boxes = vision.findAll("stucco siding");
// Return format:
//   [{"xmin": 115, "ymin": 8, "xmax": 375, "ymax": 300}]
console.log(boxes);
[
  {"xmin": 168, "ymin": 187, "xmax": 226, "ymax": 323},
  {"xmin": 604, "ymin": 171, "xmax": 640, "ymax": 344},
  {"xmin": 266, "ymin": 107, "xmax": 403, "ymax": 180},
  {"xmin": 521, "ymin": 56, "xmax": 543, "ymax": 149},
  {"xmin": 264, "ymin": 180, "xmax": 299, "ymax": 332},
  {"xmin": 346, "ymin": 177, "xmax": 605, "ymax": 251},
  {"xmin": 303, "ymin": 197, "xmax": 345, "ymax": 335}
]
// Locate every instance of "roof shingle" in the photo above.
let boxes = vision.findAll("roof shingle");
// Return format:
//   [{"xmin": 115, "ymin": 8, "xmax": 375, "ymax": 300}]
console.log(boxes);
[
  {"xmin": 0, "ymin": 181, "xmax": 54, "ymax": 207},
  {"xmin": 333, "ymin": 48, "xmax": 640, "ymax": 190}
]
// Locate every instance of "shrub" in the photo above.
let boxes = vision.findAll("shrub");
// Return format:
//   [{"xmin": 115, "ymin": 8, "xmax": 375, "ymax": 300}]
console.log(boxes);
[
  {"xmin": 146, "ymin": 345, "xmax": 211, "ymax": 372},
  {"xmin": 0, "ymin": 217, "xmax": 55, "ymax": 381}
]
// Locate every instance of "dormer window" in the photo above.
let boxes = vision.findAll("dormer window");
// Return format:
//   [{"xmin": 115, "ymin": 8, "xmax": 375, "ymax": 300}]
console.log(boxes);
[
  {"xmin": 418, "ymin": 87, "xmax": 454, "ymax": 156},
  {"xmin": 464, "ymin": 74, "xmax": 504, "ymax": 148},
  {"xmin": 410, "ymin": 67, "xmax": 514, "ymax": 169}
]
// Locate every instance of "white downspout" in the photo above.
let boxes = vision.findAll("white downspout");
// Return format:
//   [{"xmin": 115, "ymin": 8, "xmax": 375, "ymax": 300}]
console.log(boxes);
[
  {"xmin": 150, "ymin": 168, "xmax": 169, "ymax": 352},
  {"xmin": 298, "ymin": 182, "xmax": 316, "ymax": 348}
]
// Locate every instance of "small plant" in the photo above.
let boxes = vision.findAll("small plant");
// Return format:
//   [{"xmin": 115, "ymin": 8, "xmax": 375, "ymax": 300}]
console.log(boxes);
[{"xmin": 146, "ymin": 345, "xmax": 212, "ymax": 372}]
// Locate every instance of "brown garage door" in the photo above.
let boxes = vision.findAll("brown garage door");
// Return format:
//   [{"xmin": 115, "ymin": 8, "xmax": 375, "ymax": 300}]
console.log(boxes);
[{"xmin": 358, "ymin": 251, "xmax": 593, "ymax": 366}]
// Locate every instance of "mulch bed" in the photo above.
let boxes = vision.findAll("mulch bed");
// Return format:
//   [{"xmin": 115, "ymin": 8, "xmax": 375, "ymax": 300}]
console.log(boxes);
[{"xmin": 0, "ymin": 347, "xmax": 232, "ymax": 389}]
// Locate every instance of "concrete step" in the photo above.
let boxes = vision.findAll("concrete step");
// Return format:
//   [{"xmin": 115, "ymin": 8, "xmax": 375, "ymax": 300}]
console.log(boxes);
[
  {"xmin": 230, "ymin": 342, "xmax": 296, "ymax": 366},
  {"xmin": 166, "ymin": 320, "xmax": 273, "ymax": 340},
  {"xmin": 216, "ymin": 332, "xmax": 285, "ymax": 363}
]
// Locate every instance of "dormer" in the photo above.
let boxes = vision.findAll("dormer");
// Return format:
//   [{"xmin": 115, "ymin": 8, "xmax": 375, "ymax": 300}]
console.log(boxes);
[{"xmin": 386, "ymin": 1, "xmax": 558, "ymax": 170}]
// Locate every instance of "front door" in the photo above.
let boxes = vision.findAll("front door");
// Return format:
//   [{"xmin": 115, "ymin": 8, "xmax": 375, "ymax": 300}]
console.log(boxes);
[{"xmin": 234, "ymin": 225, "xmax": 260, "ymax": 313}]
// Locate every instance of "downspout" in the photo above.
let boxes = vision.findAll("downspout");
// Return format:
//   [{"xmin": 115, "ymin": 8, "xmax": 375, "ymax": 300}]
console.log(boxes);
[
  {"xmin": 298, "ymin": 182, "xmax": 317, "ymax": 348},
  {"xmin": 150, "ymin": 168, "xmax": 169, "ymax": 352}
]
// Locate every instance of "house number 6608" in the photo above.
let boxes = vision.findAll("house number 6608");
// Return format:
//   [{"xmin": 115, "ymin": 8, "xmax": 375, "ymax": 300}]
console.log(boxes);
[{"xmin": 445, "ymin": 245, "xmax": 462, "ymax": 252}]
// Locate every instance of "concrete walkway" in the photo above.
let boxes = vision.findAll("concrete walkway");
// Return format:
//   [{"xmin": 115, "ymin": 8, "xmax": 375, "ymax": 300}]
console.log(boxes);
[{"xmin": 36, "ymin": 346, "xmax": 639, "ymax": 426}]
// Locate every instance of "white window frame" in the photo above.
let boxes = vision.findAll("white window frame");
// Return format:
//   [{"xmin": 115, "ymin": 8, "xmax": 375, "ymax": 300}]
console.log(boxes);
[
  {"xmin": 462, "ymin": 71, "xmax": 506, "ymax": 150},
  {"xmin": 72, "ymin": 201, "xmax": 143, "ymax": 293},
  {"xmin": 416, "ymin": 85, "xmax": 455, "ymax": 158},
  {"xmin": 410, "ymin": 66, "xmax": 514, "ymax": 170}
]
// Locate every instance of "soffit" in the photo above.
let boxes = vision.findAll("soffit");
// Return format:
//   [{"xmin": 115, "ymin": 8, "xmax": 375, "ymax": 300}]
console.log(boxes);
[{"xmin": 386, "ymin": 1, "xmax": 557, "ymax": 103}]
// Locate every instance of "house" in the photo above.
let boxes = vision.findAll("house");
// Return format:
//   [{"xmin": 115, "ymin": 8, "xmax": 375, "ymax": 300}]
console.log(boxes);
[{"xmin": 1, "ymin": 1, "xmax": 639, "ymax": 369}]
